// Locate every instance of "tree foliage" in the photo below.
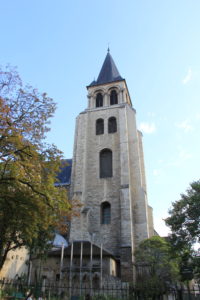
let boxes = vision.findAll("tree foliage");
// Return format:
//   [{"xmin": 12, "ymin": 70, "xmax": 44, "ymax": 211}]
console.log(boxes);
[
  {"xmin": 0, "ymin": 66, "xmax": 71, "ymax": 270},
  {"xmin": 165, "ymin": 180, "xmax": 200, "ymax": 251},
  {"xmin": 135, "ymin": 236, "xmax": 179, "ymax": 296},
  {"xmin": 192, "ymin": 251, "xmax": 200, "ymax": 283},
  {"xmin": 165, "ymin": 181, "xmax": 200, "ymax": 282}
]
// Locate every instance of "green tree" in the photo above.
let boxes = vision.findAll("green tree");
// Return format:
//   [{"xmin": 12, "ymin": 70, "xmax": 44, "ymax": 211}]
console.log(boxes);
[
  {"xmin": 192, "ymin": 251, "xmax": 200, "ymax": 283},
  {"xmin": 135, "ymin": 236, "xmax": 179, "ymax": 298},
  {"xmin": 0, "ymin": 66, "xmax": 71, "ymax": 270},
  {"xmin": 165, "ymin": 180, "xmax": 200, "ymax": 250},
  {"xmin": 165, "ymin": 181, "xmax": 200, "ymax": 283}
]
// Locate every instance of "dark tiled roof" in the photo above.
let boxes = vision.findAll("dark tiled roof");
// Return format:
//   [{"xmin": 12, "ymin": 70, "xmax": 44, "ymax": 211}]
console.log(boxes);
[
  {"xmin": 89, "ymin": 52, "xmax": 124, "ymax": 87},
  {"xmin": 49, "ymin": 241, "xmax": 116, "ymax": 258},
  {"xmin": 55, "ymin": 159, "xmax": 72, "ymax": 186}
]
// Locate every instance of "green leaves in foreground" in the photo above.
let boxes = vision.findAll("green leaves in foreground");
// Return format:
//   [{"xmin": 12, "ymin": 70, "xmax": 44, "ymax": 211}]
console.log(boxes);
[
  {"xmin": 0, "ymin": 66, "xmax": 71, "ymax": 270},
  {"xmin": 135, "ymin": 236, "xmax": 179, "ymax": 294},
  {"xmin": 165, "ymin": 180, "xmax": 200, "ymax": 250}
]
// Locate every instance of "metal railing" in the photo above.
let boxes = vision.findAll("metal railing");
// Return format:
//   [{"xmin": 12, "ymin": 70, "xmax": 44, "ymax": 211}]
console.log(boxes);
[{"xmin": 0, "ymin": 278, "xmax": 200, "ymax": 300}]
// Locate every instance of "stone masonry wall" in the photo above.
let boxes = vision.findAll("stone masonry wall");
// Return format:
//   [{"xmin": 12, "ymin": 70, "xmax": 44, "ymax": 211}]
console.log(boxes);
[{"xmin": 70, "ymin": 80, "xmax": 153, "ymax": 282}]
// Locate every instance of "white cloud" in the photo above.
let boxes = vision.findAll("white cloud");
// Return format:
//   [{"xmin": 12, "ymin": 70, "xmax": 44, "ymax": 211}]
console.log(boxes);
[
  {"xmin": 182, "ymin": 67, "xmax": 192, "ymax": 84},
  {"xmin": 154, "ymin": 217, "xmax": 170, "ymax": 237},
  {"xmin": 147, "ymin": 112, "xmax": 156, "ymax": 117},
  {"xmin": 167, "ymin": 148, "xmax": 192, "ymax": 167},
  {"xmin": 195, "ymin": 113, "xmax": 200, "ymax": 121},
  {"xmin": 139, "ymin": 122, "xmax": 156, "ymax": 134},
  {"xmin": 153, "ymin": 169, "xmax": 161, "ymax": 176},
  {"xmin": 179, "ymin": 149, "xmax": 192, "ymax": 160},
  {"xmin": 176, "ymin": 119, "xmax": 193, "ymax": 132}
]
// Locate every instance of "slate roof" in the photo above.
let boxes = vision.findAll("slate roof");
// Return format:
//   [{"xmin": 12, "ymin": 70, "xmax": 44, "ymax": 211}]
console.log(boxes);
[
  {"xmin": 52, "ymin": 233, "xmax": 68, "ymax": 248},
  {"xmin": 88, "ymin": 51, "xmax": 124, "ymax": 87},
  {"xmin": 49, "ymin": 241, "xmax": 116, "ymax": 259},
  {"xmin": 55, "ymin": 159, "xmax": 72, "ymax": 186}
]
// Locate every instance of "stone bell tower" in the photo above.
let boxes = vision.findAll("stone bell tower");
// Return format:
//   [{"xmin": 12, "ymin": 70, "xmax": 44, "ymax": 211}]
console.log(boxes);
[{"xmin": 70, "ymin": 50, "xmax": 154, "ymax": 282}]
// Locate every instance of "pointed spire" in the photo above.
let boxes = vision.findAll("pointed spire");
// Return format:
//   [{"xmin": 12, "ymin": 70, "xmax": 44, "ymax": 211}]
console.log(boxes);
[{"xmin": 88, "ymin": 51, "xmax": 124, "ymax": 87}]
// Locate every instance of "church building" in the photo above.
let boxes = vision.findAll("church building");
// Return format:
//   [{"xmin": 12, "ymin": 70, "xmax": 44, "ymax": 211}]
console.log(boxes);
[
  {"xmin": 0, "ymin": 51, "xmax": 154, "ymax": 289},
  {"xmin": 26, "ymin": 51, "xmax": 155, "ymax": 289},
  {"xmin": 68, "ymin": 50, "xmax": 155, "ymax": 283}
]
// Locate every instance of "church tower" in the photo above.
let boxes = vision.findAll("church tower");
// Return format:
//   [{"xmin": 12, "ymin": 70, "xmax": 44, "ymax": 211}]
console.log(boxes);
[{"xmin": 70, "ymin": 50, "xmax": 154, "ymax": 282}]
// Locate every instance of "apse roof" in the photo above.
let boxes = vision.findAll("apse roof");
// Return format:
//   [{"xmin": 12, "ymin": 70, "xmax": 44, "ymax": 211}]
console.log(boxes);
[
  {"xmin": 55, "ymin": 159, "xmax": 72, "ymax": 186},
  {"xmin": 52, "ymin": 233, "xmax": 68, "ymax": 249},
  {"xmin": 49, "ymin": 240, "xmax": 117, "ymax": 259},
  {"xmin": 88, "ymin": 51, "xmax": 124, "ymax": 87}
]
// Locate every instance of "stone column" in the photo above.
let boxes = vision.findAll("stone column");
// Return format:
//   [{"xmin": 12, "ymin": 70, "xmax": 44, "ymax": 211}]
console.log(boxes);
[
  {"xmin": 87, "ymin": 94, "xmax": 92, "ymax": 109},
  {"xmin": 119, "ymin": 88, "xmax": 125, "ymax": 104},
  {"xmin": 104, "ymin": 92, "xmax": 109, "ymax": 106},
  {"xmin": 120, "ymin": 246, "xmax": 134, "ymax": 282}
]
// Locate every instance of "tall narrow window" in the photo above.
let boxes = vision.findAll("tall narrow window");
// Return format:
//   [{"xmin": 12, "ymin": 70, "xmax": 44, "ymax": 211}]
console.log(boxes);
[
  {"xmin": 108, "ymin": 117, "xmax": 117, "ymax": 133},
  {"xmin": 93, "ymin": 274, "xmax": 100, "ymax": 289},
  {"xmin": 82, "ymin": 274, "xmax": 88, "ymax": 285},
  {"xmin": 96, "ymin": 119, "xmax": 104, "ymax": 135},
  {"xmin": 101, "ymin": 202, "xmax": 111, "ymax": 224},
  {"xmin": 96, "ymin": 93, "xmax": 103, "ymax": 107},
  {"xmin": 110, "ymin": 90, "xmax": 118, "ymax": 105},
  {"xmin": 100, "ymin": 149, "xmax": 112, "ymax": 178}
]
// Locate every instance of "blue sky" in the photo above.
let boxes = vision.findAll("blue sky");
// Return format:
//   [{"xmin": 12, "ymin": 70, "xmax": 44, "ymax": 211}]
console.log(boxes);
[{"xmin": 1, "ymin": 0, "xmax": 200, "ymax": 236}]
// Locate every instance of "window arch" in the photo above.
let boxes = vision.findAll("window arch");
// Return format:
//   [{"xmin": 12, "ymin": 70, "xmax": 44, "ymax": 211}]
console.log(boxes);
[
  {"xmin": 93, "ymin": 274, "xmax": 100, "ymax": 289},
  {"xmin": 96, "ymin": 93, "xmax": 103, "ymax": 107},
  {"xmin": 100, "ymin": 149, "xmax": 112, "ymax": 178},
  {"xmin": 82, "ymin": 274, "xmax": 88, "ymax": 287},
  {"xmin": 110, "ymin": 90, "xmax": 118, "ymax": 105},
  {"xmin": 96, "ymin": 119, "xmax": 104, "ymax": 135},
  {"xmin": 108, "ymin": 117, "xmax": 117, "ymax": 133},
  {"xmin": 101, "ymin": 202, "xmax": 111, "ymax": 224}
]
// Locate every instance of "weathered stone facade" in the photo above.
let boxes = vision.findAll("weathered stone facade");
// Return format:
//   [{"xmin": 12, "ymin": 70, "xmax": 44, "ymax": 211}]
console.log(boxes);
[
  {"xmin": 69, "ymin": 52, "xmax": 154, "ymax": 282},
  {"xmin": 0, "ymin": 247, "xmax": 29, "ymax": 279}
]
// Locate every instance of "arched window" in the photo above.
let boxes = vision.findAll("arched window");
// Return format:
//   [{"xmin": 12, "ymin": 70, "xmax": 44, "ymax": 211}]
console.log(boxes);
[
  {"xmin": 110, "ymin": 90, "xmax": 118, "ymax": 105},
  {"xmin": 93, "ymin": 274, "xmax": 100, "ymax": 289},
  {"xmin": 96, "ymin": 119, "xmax": 104, "ymax": 135},
  {"xmin": 96, "ymin": 93, "xmax": 103, "ymax": 107},
  {"xmin": 101, "ymin": 202, "xmax": 111, "ymax": 224},
  {"xmin": 108, "ymin": 117, "xmax": 117, "ymax": 133},
  {"xmin": 82, "ymin": 274, "xmax": 88, "ymax": 287},
  {"xmin": 100, "ymin": 149, "xmax": 112, "ymax": 178},
  {"xmin": 56, "ymin": 274, "xmax": 60, "ymax": 281}
]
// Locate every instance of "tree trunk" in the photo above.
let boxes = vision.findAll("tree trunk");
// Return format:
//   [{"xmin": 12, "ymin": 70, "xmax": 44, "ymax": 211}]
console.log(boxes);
[{"xmin": 0, "ymin": 241, "xmax": 11, "ymax": 271}]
